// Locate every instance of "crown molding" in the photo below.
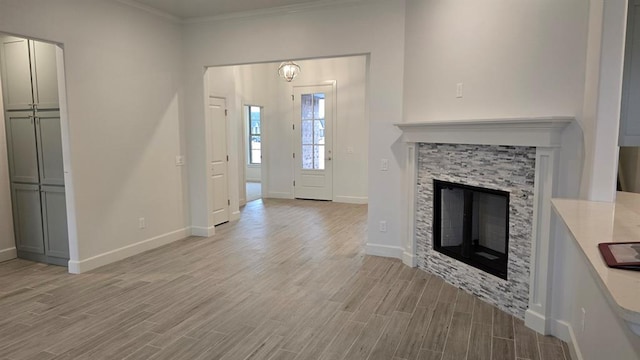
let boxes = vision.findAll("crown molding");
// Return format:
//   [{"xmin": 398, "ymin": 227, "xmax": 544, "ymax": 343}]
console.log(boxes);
[
  {"xmin": 114, "ymin": 0, "xmax": 183, "ymax": 23},
  {"xmin": 115, "ymin": 0, "xmax": 369, "ymax": 24},
  {"xmin": 184, "ymin": 0, "xmax": 366, "ymax": 24}
]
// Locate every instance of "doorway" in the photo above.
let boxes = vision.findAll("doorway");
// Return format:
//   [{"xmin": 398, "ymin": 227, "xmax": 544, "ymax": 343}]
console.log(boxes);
[
  {"xmin": 293, "ymin": 84, "xmax": 335, "ymax": 201},
  {"xmin": 201, "ymin": 56, "xmax": 368, "ymax": 233},
  {"xmin": 0, "ymin": 34, "xmax": 73, "ymax": 266},
  {"xmin": 245, "ymin": 105, "xmax": 263, "ymax": 203}
]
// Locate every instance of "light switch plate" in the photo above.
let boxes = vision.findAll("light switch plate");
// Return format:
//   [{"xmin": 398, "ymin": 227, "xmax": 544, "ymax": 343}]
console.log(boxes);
[
  {"xmin": 381, "ymin": 158, "xmax": 389, "ymax": 171},
  {"xmin": 175, "ymin": 155, "xmax": 184, "ymax": 166}
]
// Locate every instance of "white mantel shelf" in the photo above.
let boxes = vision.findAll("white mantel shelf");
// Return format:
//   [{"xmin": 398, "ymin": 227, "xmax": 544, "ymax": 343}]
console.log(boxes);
[{"xmin": 394, "ymin": 116, "xmax": 574, "ymax": 147}]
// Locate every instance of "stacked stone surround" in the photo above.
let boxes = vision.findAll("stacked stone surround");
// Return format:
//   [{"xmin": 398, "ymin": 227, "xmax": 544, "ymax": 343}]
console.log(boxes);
[{"xmin": 416, "ymin": 143, "xmax": 536, "ymax": 318}]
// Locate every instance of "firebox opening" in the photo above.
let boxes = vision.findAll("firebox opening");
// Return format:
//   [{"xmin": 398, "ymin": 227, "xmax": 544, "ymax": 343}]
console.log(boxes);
[{"xmin": 433, "ymin": 180, "xmax": 509, "ymax": 280}]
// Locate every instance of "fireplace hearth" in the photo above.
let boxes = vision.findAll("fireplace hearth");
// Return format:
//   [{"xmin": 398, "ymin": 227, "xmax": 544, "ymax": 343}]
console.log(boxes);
[{"xmin": 433, "ymin": 180, "xmax": 509, "ymax": 279}]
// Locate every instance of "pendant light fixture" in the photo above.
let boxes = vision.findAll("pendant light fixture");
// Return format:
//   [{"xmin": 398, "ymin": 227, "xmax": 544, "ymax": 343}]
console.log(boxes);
[{"xmin": 278, "ymin": 61, "xmax": 301, "ymax": 82}]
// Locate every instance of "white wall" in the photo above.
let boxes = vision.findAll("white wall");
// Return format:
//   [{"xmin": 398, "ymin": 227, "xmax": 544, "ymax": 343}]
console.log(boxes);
[
  {"xmin": 0, "ymin": 0, "xmax": 189, "ymax": 272},
  {"xmin": 403, "ymin": 0, "xmax": 588, "ymax": 122},
  {"xmin": 0, "ymin": 80, "xmax": 16, "ymax": 262},
  {"xmin": 185, "ymin": 0, "xmax": 405, "ymax": 251}
]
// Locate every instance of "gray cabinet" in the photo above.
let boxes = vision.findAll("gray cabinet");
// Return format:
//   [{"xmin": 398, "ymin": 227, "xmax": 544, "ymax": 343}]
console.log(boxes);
[
  {"xmin": 620, "ymin": 0, "xmax": 640, "ymax": 146},
  {"xmin": 0, "ymin": 37, "xmax": 33, "ymax": 111},
  {"xmin": 0, "ymin": 36, "xmax": 59, "ymax": 111},
  {"xmin": 41, "ymin": 186, "xmax": 68, "ymax": 260},
  {"xmin": 1, "ymin": 36, "xmax": 68, "ymax": 265},
  {"xmin": 5, "ymin": 111, "xmax": 39, "ymax": 183},
  {"xmin": 12, "ymin": 184, "xmax": 45, "ymax": 254},
  {"xmin": 30, "ymin": 41, "xmax": 59, "ymax": 111},
  {"xmin": 36, "ymin": 111, "xmax": 64, "ymax": 185},
  {"xmin": 5, "ymin": 111, "xmax": 64, "ymax": 186}
]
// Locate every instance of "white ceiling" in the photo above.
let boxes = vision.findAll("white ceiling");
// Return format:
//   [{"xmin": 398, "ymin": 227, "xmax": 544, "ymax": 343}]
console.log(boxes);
[{"xmin": 125, "ymin": 0, "xmax": 347, "ymax": 19}]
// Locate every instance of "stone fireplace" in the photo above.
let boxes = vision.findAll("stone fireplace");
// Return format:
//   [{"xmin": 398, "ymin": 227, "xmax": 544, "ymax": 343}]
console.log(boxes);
[
  {"xmin": 418, "ymin": 143, "xmax": 535, "ymax": 316},
  {"xmin": 395, "ymin": 117, "xmax": 572, "ymax": 333}
]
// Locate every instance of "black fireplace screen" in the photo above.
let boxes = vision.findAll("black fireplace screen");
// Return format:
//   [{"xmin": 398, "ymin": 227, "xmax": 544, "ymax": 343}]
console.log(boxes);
[{"xmin": 433, "ymin": 180, "xmax": 509, "ymax": 279}]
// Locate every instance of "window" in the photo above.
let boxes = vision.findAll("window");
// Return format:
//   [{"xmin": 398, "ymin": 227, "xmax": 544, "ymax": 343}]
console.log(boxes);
[
  {"xmin": 300, "ymin": 93, "xmax": 325, "ymax": 170},
  {"xmin": 248, "ymin": 106, "xmax": 261, "ymax": 164}
]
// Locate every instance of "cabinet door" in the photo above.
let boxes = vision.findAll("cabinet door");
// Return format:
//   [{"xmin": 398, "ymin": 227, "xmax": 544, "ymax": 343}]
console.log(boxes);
[
  {"xmin": 36, "ymin": 111, "xmax": 64, "ymax": 185},
  {"xmin": 0, "ymin": 36, "xmax": 33, "ymax": 110},
  {"xmin": 30, "ymin": 41, "xmax": 59, "ymax": 110},
  {"xmin": 5, "ymin": 111, "xmax": 39, "ymax": 183},
  {"xmin": 12, "ymin": 183, "xmax": 44, "ymax": 254},
  {"xmin": 41, "ymin": 186, "xmax": 68, "ymax": 260},
  {"xmin": 620, "ymin": 0, "xmax": 640, "ymax": 146}
]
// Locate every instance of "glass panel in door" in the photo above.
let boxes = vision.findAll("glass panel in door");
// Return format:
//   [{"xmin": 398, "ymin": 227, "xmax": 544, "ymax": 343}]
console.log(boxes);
[{"xmin": 300, "ymin": 93, "xmax": 325, "ymax": 170}]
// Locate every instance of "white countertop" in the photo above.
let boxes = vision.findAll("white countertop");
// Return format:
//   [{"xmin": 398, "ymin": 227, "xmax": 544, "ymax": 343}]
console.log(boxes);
[{"xmin": 552, "ymin": 192, "xmax": 640, "ymax": 335}]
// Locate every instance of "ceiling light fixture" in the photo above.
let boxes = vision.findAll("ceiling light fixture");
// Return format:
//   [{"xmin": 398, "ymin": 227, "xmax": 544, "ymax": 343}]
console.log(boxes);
[{"xmin": 278, "ymin": 61, "xmax": 301, "ymax": 82}]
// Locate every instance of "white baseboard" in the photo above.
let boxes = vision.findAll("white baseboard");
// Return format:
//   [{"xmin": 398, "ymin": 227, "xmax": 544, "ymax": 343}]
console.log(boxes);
[
  {"xmin": 403, "ymin": 251, "xmax": 417, "ymax": 267},
  {"xmin": 230, "ymin": 211, "xmax": 241, "ymax": 222},
  {"xmin": 266, "ymin": 192, "xmax": 293, "ymax": 199},
  {"xmin": 334, "ymin": 195, "xmax": 368, "ymax": 204},
  {"xmin": 68, "ymin": 227, "xmax": 191, "ymax": 274},
  {"xmin": 191, "ymin": 226, "xmax": 215, "ymax": 237},
  {"xmin": 365, "ymin": 243, "xmax": 404, "ymax": 259},
  {"xmin": 0, "ymin": 247, "xmax": 17, "ymax": 262},
  {"xmin": 525, "ymin": 309, "xmax": 547, "ymax": 335},
  {"xmin": 549, "ymin": 319, "xmax": 583, "ymax": 360}
]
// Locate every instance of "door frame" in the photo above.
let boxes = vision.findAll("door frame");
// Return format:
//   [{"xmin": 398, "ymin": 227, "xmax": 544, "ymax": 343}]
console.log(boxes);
[
  {"xmin": 241, "ymin": 104, "xmax": 266, "ymax": 206},
  {"xmin": 0, "ymin": 33, "xmax": 77, "ymax": 269},
  {"xmin": 291, "ymin": 81, "xmax": 337, "ymax": 201}
]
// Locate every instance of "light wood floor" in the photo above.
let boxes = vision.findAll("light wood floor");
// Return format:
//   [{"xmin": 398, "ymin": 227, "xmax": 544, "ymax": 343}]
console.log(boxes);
[{"xmin": 0, "ymin": 199, "xmax": 571, "ymax": 360}]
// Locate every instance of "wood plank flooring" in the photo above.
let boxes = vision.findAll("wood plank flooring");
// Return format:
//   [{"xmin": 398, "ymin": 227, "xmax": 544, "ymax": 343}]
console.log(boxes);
[{"xmin": 0, "ymin": 199, "xmax": 571, "ymax": 360}]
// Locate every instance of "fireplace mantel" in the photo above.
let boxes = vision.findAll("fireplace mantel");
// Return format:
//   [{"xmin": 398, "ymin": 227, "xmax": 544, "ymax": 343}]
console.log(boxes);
[
  {"xmin": 394, "ymin": 116, "xmax": 573, "ymax": 147},
  {"xmin": 393, "ymin": 115, "xmax": 576, "ymax": 336}
]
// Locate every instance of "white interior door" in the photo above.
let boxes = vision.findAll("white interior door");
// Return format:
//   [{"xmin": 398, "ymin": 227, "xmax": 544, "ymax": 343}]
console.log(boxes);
[
  {"xmin": 293, "ymin": 84, "xmax": 334, "ymax": 200},
  {"xmin": 208, "ymin": 97, "xmax": 230, "ymax": 225}
]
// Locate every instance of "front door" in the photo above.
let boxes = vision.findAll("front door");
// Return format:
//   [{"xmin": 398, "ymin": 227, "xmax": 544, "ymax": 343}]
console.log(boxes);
[
  {"xmin": 208, "ymin": 97, "xmax": 230, "ymax": 225},
  {"xmin": 293, "ymin": 85, "xmax": 334, "ymax": 200}
]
